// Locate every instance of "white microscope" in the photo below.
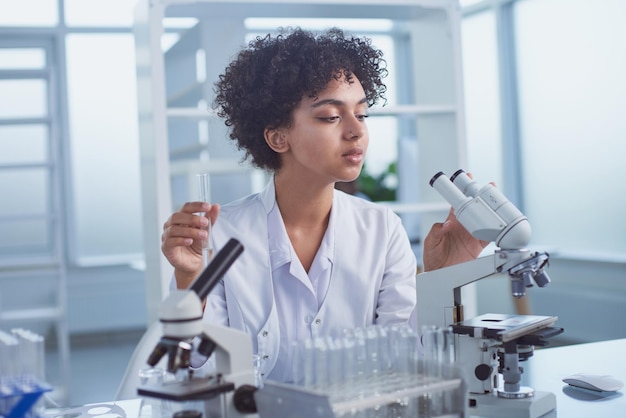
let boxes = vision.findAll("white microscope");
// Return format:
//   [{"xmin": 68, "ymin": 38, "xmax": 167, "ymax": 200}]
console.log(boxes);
[
  {"xmin": 417, "ymin": 170, "xmax": 563, "ymax": 418},
  {"xmin": 138, "ymin": 238, "xmax": 258, "ymax": 418}
]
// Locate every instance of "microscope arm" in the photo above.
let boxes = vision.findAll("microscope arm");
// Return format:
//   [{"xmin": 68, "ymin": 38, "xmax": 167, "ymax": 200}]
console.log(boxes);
[
  {"xmin": 199, "ymin": 323, "xmax": 254, "ymax": 383},
  {"xmin": 416, "ymin": 253, "xmax": 502, "ymax": 329},
  {"xmin": 416, "ymin": 248, "xmax": 547, "ymax": 329}
]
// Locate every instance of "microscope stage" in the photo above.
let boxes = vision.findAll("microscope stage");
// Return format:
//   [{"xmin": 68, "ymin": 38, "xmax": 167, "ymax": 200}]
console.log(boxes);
[
  {"xmin": 452, "ymin": 313, "xmax": 558, "ymax": 342},
  {"xmin": 138, "ymin": 377, "xmax": 235, "ymax": 401}
]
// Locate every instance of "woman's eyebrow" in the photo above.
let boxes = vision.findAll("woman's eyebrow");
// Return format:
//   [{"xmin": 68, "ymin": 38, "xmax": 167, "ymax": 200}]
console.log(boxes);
[{"xmin": 310, "ymin": 97, "xmax": 368, "ymax": 108}]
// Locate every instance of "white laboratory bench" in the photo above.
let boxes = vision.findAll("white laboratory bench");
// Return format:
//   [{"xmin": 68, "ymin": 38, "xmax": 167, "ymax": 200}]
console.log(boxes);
[
  {"xmin": 42, "ymin": 339, "xmax": 625, "ymax": 418},
  {"xmin": 519, "ymin": 338, "xmax": 626, "ymax": 418}
]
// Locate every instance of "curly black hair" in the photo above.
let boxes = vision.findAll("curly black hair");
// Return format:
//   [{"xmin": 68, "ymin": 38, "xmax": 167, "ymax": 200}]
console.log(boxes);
[{"xmin": 213, "ymin": 27, "xmax": 388, "ymax": 172}]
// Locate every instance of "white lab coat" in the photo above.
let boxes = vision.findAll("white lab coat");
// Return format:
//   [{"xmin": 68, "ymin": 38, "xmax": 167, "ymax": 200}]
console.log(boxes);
[{"xmin": 202, "ymin": 179, "xmax": 417, "ymax": 380}]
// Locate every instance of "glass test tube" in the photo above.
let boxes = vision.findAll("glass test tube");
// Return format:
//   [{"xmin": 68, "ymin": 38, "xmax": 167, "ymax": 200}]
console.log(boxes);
[
  {"xmin": 196, "ymin": 172, "xmax": 213, "ymax": 267},
  {"xmin": 421, "ymin": 325, "xmax": 455, "ymax": 416}
]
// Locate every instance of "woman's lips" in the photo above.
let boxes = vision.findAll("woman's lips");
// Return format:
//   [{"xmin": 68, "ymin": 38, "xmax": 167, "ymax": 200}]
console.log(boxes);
[{"xmin": 342, "ymin": 148, "xmax": 364, "ymax": 163}]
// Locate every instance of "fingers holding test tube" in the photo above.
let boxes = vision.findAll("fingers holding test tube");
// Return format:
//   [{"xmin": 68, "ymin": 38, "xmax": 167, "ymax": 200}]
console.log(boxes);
[{"xmin": 161, "ymin": 200, "xmax": 220, "ymax": 290}]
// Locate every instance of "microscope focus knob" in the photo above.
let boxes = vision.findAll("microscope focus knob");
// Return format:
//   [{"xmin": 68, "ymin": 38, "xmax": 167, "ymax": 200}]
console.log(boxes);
[
  {"xmin": 233, "ymin": 384, "xmax": 258, "ymax": 414},
  {"xmin": 475, "ymin": 364, "xmax": 493, "ymax": 381}
]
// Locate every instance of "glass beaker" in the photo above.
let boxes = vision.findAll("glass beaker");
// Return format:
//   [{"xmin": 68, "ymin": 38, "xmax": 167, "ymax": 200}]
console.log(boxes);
[{"xmin": 138, "ymin": 367, "xmax": 170, "ymax": 418}]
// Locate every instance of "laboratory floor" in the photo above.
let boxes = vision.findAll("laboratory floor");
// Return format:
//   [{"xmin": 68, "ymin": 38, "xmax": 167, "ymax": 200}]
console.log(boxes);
[{"xmin": 45, "ymin": 329, "xmax": 144, "ymax": 407}]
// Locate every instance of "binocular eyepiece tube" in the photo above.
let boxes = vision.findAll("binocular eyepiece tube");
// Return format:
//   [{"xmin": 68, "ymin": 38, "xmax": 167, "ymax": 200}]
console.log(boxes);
[{"xmin": 429, "ymin": 170, "xmax": 531, "ymax": 250}]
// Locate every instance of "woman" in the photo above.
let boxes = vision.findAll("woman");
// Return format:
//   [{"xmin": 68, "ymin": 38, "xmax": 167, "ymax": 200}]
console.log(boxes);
[{"xmin": 161, "ymin": 27, "xmax": 485, "ymax": 382}]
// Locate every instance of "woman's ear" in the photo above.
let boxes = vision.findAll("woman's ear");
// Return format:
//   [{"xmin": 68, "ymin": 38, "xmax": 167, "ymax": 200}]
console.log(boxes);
[{"xmin": 264, "ymin": 128, "xmax": 289, "ymax": 153}]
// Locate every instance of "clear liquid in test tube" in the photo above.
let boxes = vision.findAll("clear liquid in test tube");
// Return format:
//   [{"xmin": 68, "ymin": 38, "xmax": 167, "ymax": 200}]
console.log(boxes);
[{"xmin": 197, "ymin": 172, "xmax": 213, "ymax": 267}]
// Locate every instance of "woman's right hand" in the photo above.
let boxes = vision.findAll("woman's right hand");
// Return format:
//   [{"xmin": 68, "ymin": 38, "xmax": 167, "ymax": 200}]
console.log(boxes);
[{"xmin": 161, "ymin": 202, "xmax": 220, "ymax": 289}]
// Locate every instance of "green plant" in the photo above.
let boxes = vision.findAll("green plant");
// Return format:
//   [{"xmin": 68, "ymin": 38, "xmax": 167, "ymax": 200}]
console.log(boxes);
[{"xmin": 358, "ymin": 162, "xmax": 397, "ymax": 202}]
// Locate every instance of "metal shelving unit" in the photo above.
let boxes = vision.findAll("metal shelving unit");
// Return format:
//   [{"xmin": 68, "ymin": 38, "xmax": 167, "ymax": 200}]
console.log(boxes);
[{"xmin": 0, "ymin": 36, "xmax": 70, "ymax": 405}]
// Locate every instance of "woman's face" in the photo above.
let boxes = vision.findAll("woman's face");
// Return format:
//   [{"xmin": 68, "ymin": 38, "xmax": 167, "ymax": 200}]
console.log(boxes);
[{"xmin": 279, "ymin": 75, "xmax": 369, "ymax": 184}]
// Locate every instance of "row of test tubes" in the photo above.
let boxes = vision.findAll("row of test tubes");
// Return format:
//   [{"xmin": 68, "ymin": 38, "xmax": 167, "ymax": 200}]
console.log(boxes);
[
  {"xmin": 0, "ymin": 328, "xmax": 48, "ymax": 418},
  {"xmin": 291, "ymin": 324, "xmax": 461, "ymax": 418},
  {"xmin": 293, "ymin": 324, "xmax": 419, "ymax": 389}
]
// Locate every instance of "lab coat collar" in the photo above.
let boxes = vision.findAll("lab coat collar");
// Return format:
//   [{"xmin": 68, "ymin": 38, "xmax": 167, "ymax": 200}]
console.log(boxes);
[
  {"xmin": 259, "ymin": 176, "xmax": 277, "ymax": 214},
  {"xmin": 264, "ymin": 176, "xmax": 335, "ymax": 274}
]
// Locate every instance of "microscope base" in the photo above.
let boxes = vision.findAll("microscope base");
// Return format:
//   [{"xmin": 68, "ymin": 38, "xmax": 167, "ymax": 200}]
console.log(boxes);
[{"xmin": 468, "ymin": 390, "xmax": 556, "ymax": 418}]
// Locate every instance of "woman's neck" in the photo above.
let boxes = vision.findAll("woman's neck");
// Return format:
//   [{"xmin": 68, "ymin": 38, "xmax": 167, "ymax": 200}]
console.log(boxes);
[
  {"xmin": 273, "ymin": 172, "xmax": 334, "ymax": 228},
  {"xmin": 273, "ymin": 172, "xmax": 334, "ymax": 272}
]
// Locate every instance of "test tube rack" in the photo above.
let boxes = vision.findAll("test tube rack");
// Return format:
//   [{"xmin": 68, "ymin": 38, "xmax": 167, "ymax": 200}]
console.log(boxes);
[
  {"xmin": 0, "ymin": 376, "xmax": 51, "ymax": 418},
  {"xmin": 255, "ymin": 324, "xmax": 467, "ymax": 417},
  {"xmin": 0, "ymin": 329, "xmax": 50, "ymax": 418}
]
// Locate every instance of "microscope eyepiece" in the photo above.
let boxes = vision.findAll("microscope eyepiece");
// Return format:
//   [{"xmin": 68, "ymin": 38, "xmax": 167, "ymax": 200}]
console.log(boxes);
[
  {"xmin": 449, "ymin": 168, "xmax": 465, "ymax": 183},
  {"xmin": 190, "ymin": 238, "xmax": 244, "ymax": 300},
  {"xmin": 429, "ymin": 171, "xmax": 445, "ymax": 187}
]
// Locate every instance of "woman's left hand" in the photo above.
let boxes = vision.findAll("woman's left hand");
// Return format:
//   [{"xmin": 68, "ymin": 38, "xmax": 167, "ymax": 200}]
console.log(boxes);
[{"xmin": 422, "ymin": 208, "xmax": 489, "ymax": 272}]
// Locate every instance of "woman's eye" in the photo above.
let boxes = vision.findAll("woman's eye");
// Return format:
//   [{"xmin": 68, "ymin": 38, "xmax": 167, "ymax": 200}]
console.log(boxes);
[{"xmin": 317, "ymin": 114, "xmax": 367, "ymax": 122}]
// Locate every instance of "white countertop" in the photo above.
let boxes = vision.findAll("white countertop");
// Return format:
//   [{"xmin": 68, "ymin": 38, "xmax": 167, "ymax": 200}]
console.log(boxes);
[{"xmin": 521, "ymin": 338, "xmax": 626, "ymax": 417}]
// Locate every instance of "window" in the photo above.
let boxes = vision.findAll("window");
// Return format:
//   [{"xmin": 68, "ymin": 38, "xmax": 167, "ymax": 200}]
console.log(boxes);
[
  {"xmin": 0, "ymin": 0, "xmax": 58, "ymax": 26},
  {"xmin": 461, "ymin": 10, "xmax": 503, "ymax": 187},
  {"xmin": 514, "ymin": 0, "xmax": 626, "ymax": 257},
  {"xmin": 0, "ymin": 79, "xmax": 48, "ymax": 119},
  {"xmin": 0, "ymin": 125, "xmax": 48, "ymax": 165},
  {"xmin": 65, "ymin": 34, "xmax": 143, "ymax": 263},
  {"xmin": 0, "ymin": 48, "xmax": 46, "ymax": 70},
  {"xmin": 0, "ymin": 42, "xmax": 55, "ymax": 263},
  {"xmin": 64, "ymin": 0, "xmax": 137, "ymax": 27}
]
